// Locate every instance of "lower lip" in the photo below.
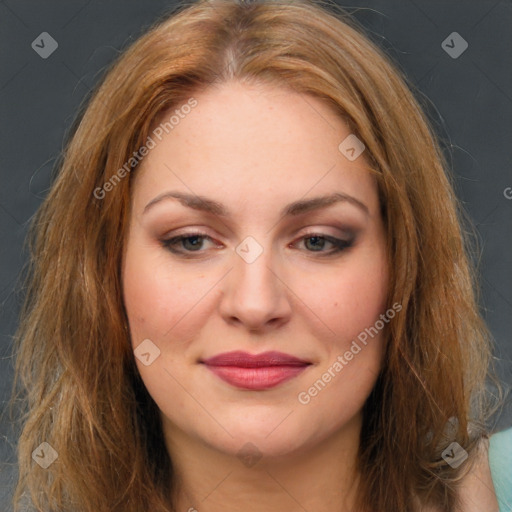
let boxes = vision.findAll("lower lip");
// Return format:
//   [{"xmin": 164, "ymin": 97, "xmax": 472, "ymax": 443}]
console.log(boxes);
[{"xmin": 203, "ymin": 365, "xmax": 309, "ymax": 390}]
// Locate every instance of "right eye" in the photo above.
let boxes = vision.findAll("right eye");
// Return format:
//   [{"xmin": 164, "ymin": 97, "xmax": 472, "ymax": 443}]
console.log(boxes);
[{"xmin": 161, "ymin": 232, "xmax": 222, "ymax": 257}]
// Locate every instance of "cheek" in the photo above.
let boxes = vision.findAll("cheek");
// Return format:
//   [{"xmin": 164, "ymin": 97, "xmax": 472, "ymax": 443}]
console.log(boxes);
[
  {"xmin": 296, "ymin": 278, "xmax": 388, "ymax": 430},
  {"xmin": 121, "ymin": 239, "xmax": 217, "ymax": 346},
  {"xmin": 300, "ymin": 248, "xmax": 389, "ymax": 347},
  {"xmin": 293, "ymin": 245, "xmax": 388, "ymax": 409}
]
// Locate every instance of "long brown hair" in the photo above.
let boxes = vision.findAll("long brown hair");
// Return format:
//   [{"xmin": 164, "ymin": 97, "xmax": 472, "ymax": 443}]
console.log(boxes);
[{"xmin": 9, "ymin": 0, "xmax": 498, "ymax": 510}]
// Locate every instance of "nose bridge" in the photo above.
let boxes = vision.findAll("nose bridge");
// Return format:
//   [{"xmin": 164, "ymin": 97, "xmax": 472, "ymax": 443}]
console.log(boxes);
[
  {"xmin": 234, "ymin": 234, "xmax": 280, "ymax": 299},
  {"xmin": 219, "ymin": 235, "xmax": 291, "ymax": 329}
]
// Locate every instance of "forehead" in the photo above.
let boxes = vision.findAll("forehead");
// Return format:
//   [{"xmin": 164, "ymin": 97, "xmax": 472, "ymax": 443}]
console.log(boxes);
[{"xmin": 132, "ymin": 80, "xmax": 379, "ymax": 218}]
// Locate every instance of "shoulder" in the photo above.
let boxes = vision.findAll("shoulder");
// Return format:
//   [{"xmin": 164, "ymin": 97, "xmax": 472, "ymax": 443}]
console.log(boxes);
[
  {"xmin": 488, "ymin": 427, "xmax": 512, "ymax": 511},
  {"xmin": 455, "ymin": 435, "xmax": 500, "ymax": 512},
  {"xmin": 414, "ymin": 430, "xmax": 511, "ymax": 512}
]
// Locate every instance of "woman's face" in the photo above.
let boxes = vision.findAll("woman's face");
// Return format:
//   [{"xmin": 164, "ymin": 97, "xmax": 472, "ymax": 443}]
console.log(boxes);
[{"xmin": 122, "ymin": 80, "xmax": 389, "ymax": 459}]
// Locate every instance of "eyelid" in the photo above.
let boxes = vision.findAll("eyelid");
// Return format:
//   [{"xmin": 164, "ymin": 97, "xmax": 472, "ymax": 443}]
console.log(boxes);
[
  {"xmin": 296, "ymin": 226, "xmax": 357, "ymax": 242},
  {"xmin": 161, "ymin": 228, "xmax": 356, "ymax": 258},
  {"xmin": 161, "ymin": 226, "xmax": 219, "ymax": 241},
  {"xmin": 160, "ymin": 231, "xmax": 221, "ymax": 255},
  {"xmin": 291, "ymin": 230, "xmax": 355, "ymax": 253},
  {"xmin": 162, "ymin": 225, "xmax": 355, "ymax": 245},
  {"xmin": 299, "ymin": 225, "xmax": 354, "ymax": 235}
]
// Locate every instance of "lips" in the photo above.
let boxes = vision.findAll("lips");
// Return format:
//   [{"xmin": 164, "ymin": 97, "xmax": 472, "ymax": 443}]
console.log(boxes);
[{"xmin": 201, "ymin": 351, "xmax": 311, "ymax": 390}]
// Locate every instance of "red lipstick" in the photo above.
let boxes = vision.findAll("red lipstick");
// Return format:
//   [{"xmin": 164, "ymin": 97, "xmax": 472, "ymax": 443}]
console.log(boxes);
[{"xmin": 201, "ymin": 351, "xmax": 311, "ymax": 390}]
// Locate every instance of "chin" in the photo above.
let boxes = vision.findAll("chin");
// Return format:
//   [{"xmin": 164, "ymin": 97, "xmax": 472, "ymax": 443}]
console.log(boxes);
[
  {"xmin": 211, "ymin": 431, "xmax": 309, "ymax": 462},
  {"xmin": 198, "ymin": 412, "xmax": 328, "ymax": 462}
]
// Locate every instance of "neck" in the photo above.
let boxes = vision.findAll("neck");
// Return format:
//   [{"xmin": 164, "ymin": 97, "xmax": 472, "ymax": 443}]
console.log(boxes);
[{"xmin": 164, "ymin": 413, "xmax": 363, "ymax": 512}]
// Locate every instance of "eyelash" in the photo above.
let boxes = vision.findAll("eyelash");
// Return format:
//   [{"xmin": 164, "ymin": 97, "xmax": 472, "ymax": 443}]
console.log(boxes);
[{"xmin": 160, "ymin": 231, "xmax": 354, "ymax": 258}]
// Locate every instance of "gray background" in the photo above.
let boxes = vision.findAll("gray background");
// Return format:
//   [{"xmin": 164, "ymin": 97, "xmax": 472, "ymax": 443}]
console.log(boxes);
[{"xmin": 1, "ymin": 0, "xmax": 511, "ymax": 509}]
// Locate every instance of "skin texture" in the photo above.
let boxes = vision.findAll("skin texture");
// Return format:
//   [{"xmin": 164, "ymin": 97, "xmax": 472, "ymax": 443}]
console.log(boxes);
[
  {"xmin": 122, "ymin": 80, "xmax": 388, "ymax": 511},
  {"xmin": 121, "ymin": 80, "xmax": 497, "ymax": 511}
]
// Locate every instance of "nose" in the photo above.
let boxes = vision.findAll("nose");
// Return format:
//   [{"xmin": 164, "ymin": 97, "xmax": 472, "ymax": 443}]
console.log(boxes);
[{"xmin": 218, "ymin": 243, "xmax": 292, "ymax": 332}]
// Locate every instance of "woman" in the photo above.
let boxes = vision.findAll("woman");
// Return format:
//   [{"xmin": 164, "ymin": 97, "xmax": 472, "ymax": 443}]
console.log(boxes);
[{"xmin": 10, "ymin": 0, "xmax": 504, "ymax": 510}]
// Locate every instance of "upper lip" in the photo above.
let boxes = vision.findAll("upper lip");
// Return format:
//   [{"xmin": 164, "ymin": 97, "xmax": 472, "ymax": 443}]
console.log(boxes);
[{"xmin": 201, "ymin": 350, "xmax": 311, "ymax": 368}]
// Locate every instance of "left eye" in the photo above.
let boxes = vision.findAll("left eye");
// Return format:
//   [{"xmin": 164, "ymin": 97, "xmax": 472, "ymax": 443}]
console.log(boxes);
[
  {"xmin": 297, "ymin": 234, "xmax": 352, "ymax": 253},
  {"xmin": 161, "ymin": 232, "xmax": 353, "ymax": 256}
]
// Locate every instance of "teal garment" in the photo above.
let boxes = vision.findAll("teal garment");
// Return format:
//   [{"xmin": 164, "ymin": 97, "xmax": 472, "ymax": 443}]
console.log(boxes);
[{"xmin": 489, "ymin": 427, "xmax": 512, "ymax": 512}]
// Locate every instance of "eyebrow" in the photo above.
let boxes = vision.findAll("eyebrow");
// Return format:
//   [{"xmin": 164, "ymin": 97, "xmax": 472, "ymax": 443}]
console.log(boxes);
[{"xmin": 143, "ymin": 191, "xmax": 369, "ymax": 217}]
